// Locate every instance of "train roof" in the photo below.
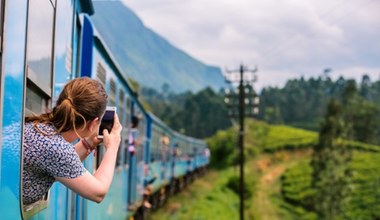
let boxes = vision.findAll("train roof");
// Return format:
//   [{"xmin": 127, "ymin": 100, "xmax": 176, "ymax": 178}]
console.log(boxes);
[{"xmin": 91, "ymin": 21, "xmax": 147, "ymax": 116}]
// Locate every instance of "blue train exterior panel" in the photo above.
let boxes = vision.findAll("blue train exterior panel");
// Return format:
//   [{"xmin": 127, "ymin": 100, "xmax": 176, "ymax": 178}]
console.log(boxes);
[{"xmin": 0, "ymin": 0, "xmax": 29, "ymax": 219}]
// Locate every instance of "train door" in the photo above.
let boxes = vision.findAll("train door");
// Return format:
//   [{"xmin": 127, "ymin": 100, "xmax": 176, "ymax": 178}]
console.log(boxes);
[{"xmin": 21, "ymin": 0, "xmax": 56, "ymax": 218}]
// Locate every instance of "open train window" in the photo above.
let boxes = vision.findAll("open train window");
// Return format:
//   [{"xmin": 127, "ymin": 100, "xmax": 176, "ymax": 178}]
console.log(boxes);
[
  {"xmin": 94, "ymin": 63, "xmax": 107, "ymax": 169},
  {"xmin": 96, "ymin": 62, "xmax": 106, "ymax": 85},
  {"xmin": 96, "ymin": 78, "xmax": 118, "ymax": 169},
  {"xmin": 22, "ymin": 0, "xmax": 55, "ymax": 217},
  {"xmin": 109, "ymin": 78, "xmax": 116, "ymax": 106},
  {"xmin": 115, "ymin": 89, "xmax": 125, "ymax": 168},
  {"xmin": 123, "ymin": 98, "xmax": 131, "ymax": 166}
]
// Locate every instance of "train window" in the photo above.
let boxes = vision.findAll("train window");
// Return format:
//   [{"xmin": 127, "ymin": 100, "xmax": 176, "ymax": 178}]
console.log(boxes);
[
  {"xmin": 123, "ymin": 139, "xmax": 129, "ymax": 166},
  {"xmin": 97, "ymin": 79, "xmax": 116, "ymax": 169},
  {"xmin": 74, "ymin": 17, "xmax": 82, "ymax": 78},
  {"xmin": 26, "ymin": 0, "xmax": 54, "ymax": 97},
  {"xmin": 109, "ymin": 78, "xmax": 116, "ymax": 106},
  {"xmin": 25, "ymin": 80, "xmax": 50, "ymax": 116},
  {"xmin": 22, "ymin": 0, "xmax": 55, "ymax": 216},
  {"xmin": 115, "ymin": 89, "xmax": 125, "ymax": 168},
  {"xmin": 95, "ymin": 144, "xmax": 106, "ymax": 170},
  {"xmin": 119, "ymin": 89, "xmax": 125, "ymax": 122},
  {"xmin": 152, "ymin": 127, "xmax": 161, "ymax": 161},
  {"xmin": 125, "ymin": 97, "xmax": 131, "ymax": 125},
  {"xmin": 123, "ymin": 97, "xmax": 131, "ymax": 166},
  {"xmin": 96, "ymin": 62, "xmax": 106, "ymax": 85}
]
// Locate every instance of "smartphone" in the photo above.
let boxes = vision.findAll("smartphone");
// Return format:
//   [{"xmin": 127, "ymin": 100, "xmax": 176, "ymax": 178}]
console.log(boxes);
[{"xmin": 98, "ymin": 106, "xmax": 117, "ymax": 139}]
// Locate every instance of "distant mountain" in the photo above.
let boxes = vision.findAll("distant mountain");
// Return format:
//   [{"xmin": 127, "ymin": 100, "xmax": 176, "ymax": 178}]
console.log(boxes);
[{"xmin": 91, "ymin": 1, "xmax": 225, "ymax": 93}]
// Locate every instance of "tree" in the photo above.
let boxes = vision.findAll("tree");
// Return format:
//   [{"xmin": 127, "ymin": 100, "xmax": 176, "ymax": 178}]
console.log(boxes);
[{"xmin": 311, "ymin": 98, "xmax": 352, "ymax": 219}]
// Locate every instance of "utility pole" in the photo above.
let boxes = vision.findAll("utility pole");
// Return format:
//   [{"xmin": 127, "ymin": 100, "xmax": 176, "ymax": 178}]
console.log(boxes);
[{"xmin": 224, "ymin": 64, "xmax": 259, "ymax": 220}]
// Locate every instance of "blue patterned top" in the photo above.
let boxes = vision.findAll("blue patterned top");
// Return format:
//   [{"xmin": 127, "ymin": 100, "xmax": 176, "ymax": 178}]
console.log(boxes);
[{"xmin": 22, "ymin": 122, "xmax": 86, "ymax": 205}]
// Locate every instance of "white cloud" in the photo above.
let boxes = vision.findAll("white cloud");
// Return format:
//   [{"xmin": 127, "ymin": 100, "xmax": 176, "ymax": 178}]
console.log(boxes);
[{"xmin": 122, "ymin": 0, "xmax": 380, "ymax": 89}]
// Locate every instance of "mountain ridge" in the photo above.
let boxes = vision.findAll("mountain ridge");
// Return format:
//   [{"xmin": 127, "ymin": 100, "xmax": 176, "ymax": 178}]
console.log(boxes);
[{"xmin": 91, "ymin": 1, "xmax": 225, "ymax": 93}]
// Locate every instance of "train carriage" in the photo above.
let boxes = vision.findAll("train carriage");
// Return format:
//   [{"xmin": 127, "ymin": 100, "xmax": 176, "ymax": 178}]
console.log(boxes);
[
  {"xmin": 0, "ymin": 0, "xmax": 96, "ymax": 219},
  {"xmin": 0, "ymin": 0, "xmax": 210, "ymax": 219}
]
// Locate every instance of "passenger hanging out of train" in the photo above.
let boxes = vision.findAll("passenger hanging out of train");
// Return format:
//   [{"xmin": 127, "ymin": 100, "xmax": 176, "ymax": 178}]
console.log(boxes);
[{"xmin": 22, "ymin": 77, "xmax": 122, "ymax": 205}]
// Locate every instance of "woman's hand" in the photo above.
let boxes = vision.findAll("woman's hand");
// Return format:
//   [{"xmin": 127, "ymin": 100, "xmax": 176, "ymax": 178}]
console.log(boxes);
[{"xmin": 102, "ymin": 114, "xmax": 122, "ymax": 152}]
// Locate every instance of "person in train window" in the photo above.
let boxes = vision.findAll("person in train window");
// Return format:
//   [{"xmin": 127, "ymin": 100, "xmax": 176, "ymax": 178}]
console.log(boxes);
[
  {"xmin": 160, "ymin": 135, "xmax": 170, "ymax": 161},
  {"xmin": 22, "ymin": 77, "xmax": 122, "ymax": 205},
  {"xmin": 128, "ymin": 115, "xmax": 140, "ymax": 154},
  {"xmin": 127, "ymin": 115, "xmax": 140, "ymax": 207}
]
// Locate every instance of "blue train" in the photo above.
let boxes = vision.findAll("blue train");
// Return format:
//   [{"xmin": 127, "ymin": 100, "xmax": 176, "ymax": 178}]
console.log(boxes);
[{"xmin": 0, "ymin": 0, "xmax": 210, "ymax": 219}]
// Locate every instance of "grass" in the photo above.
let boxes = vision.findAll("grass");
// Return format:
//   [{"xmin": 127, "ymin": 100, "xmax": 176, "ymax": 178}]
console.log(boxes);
[
  {"xmin": 147, "ymin": 168, "xmax": 239, "ymax": 220},
  {"xmin": 247, "ymin": 150, "xmax": 312, "ymax": 220}
]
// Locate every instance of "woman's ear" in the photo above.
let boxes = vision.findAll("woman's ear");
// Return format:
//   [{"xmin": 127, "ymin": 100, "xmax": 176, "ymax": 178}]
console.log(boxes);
[{"xmin": 88, "ymin": 117, "xmax": 100, "ymax": 133}]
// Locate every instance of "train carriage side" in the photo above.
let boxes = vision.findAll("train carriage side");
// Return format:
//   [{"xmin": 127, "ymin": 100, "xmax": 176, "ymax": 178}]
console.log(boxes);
[
  {"xmin": 80, "ymin": 30, "xmax": 137, "ymax": 219},
  {"xmin": 169, "ymin": 132, "xmax": 190, "ymax": 191},
  {"xmin": 0, "ymin": 0, "xmax": 96, "ymax": 219},
  {"xmin": 0, "ymin": 0, "xmax": 29, "ymax": 219},
  {"xmin": 91, "ymin": 34, "xmax": 149, "ymax": 216},
  {"xmin": 190, "ymin": 138, "xmax": 209, "ymax": 177},
  {"xmin": 127, "ymin": 100, "xmax": 148, "ymax": 213},
  {"xmin": 146, "ymin": 113, "xmax": 177, "ymax": 207}
]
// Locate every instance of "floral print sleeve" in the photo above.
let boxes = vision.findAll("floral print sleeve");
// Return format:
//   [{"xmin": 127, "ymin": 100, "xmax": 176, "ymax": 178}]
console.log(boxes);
[{"xmin": 44, "ymin": 140, "xmax": 86, "ymax": 178}]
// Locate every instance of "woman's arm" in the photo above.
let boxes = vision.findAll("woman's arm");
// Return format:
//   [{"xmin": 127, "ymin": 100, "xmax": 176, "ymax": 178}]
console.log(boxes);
[{"xmin": 57, "ymin": 115, "xmax": 122, "ymax": 203}]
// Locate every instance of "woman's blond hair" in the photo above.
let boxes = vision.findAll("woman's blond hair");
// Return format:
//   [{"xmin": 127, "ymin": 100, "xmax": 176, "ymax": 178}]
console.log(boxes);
[{"xmin": 26, "ymin": 77, "xmax": 107, "ymax": 135}]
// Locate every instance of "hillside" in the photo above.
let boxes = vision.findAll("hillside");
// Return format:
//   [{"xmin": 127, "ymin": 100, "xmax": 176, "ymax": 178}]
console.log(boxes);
[
  {"xmin": 149, "ymin": 121, "xmax": 380, "ymax": 219},
  {"xmin": 91, "ymin": 1, "xmax": 225, "ymax": 93}
]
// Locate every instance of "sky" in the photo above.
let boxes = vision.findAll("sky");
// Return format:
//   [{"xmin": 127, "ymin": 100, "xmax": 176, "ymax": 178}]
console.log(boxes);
[{"xmin": 122, "ymin": 0, "xmax": 380, "ymax": 90}]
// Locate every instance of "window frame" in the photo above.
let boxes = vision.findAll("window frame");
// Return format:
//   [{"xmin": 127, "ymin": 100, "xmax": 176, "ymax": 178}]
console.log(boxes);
[{"xmin": 22, "ymin": 0, "xmax": 57, "ymax": 217}]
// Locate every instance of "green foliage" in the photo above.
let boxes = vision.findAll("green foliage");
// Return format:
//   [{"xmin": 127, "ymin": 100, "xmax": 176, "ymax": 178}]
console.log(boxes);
[
  {"xmin": 142, "ymin": 87, "xmax": 232, "ymax": 138},
  {"xmin": 171, "ymin": 88, "xmax": 231, "ymax": 138},
  {"xmin": 281, "ymin": 161, "xmax": 314, "ymax": 210},
  {"xmin": 259, "ymin": 76, "xmax": 333, "ymax": 131},
  {"xmin": 262, "ymin": 125, "xmax": 318, "ymax": 152},
  {"xmin": 206, "ymin": 128, "xmax": 238, "ymax": 169},
  {"xmin": 207, "ymin": 120, "xmax": 319, "ymax": 169},
  {"xmin": 258, "ymin": 75, "xmax": 380, "ymax": 145},
  {"xmin": 281, "ymin": 151, "xmax": 380, "ymax": 220},
  {"xmin": 279, "ymin": 202, "xmax": 318, "ymax": 220},
  {"xmin": 342, "ymin": 152, "xmax": 380, "ymax": 219},
  {"xmin": 148, "ymin": 169, "xmax": 240, "ymax": 220},
  {"xmin": 311, "ymin": 98, "xmax": 353, "ymax": 219},
  {"xmin": 225, "ymin": 175, "xmax": 254, "ymax": 200},
  {"xmin": 343, "ymin": 140, "xmax": 380, "ymax": 152}
]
